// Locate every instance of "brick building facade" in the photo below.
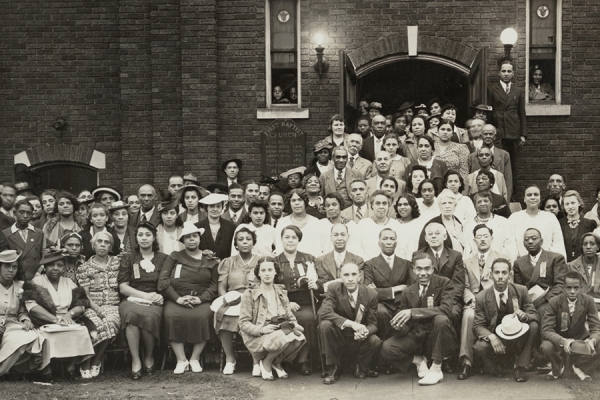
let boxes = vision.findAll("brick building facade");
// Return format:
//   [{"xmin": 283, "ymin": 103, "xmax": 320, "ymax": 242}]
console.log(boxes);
[{"xmin": 1, "ymin": 0, "xmax": 597, "ymax": 203}]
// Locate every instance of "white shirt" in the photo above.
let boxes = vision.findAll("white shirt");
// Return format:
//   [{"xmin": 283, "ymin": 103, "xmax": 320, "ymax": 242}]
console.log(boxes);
[
  {"xmin": 10, "ymin": 223, "xmax": 35, "ymax": 234},
  {"xmin": 348, "ymin": 154, "xmax": 358, "ymax": 168},
  {"xmin": 229, "ymin": 209, "xmax": 242, "ymax": 222},
  {"xmin": 419, "ymin": 283, "xmax": 429, "ymax": 297},
  {"xmin": 374, "ymin": 137, "xmax": 383, "ymax": 152},
  {"xmin": 334, "ymin": 167, "xmax": 346, "ymax": 182},
  {"xmin": 477, "ymin": 249, "xmax": 491, "ymax": 265},
  {"xmin": 500, "ymin": 81, "xmax": 511, "ymax": 93},
  {"xmin": 472, "ymin": 138, "xmax": 483, "ymax": 150},
  {"xmin": 508, "ymin": 210, "xmax": 566, "ymax": 258},
  {"xmin": 381, "ymin": 252, "xmax": 394, "ymax": 269},
  {"xmin": 334, "ymin": 250, "xmax": 347, "ymax": 268},
  {"xmin": 317, "ymin": 163, "xmax": 331, "ymax": 175},
  {"xmin": 227, "ymin": 178, "xmax": 237, "ymax": 186},
  {"xmin": 529, "ymin": 251, "xmax": 542, "ymax": 266},
  {"xmin": 493, "ymin": 287, "xmax": 509, "ymax": 308},
  {"xmin": 141, "ymin": 207, "xmax": 155, "ymax": 222}
]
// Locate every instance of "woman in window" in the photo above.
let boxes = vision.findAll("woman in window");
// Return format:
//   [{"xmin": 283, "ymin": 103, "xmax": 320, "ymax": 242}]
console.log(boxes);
[{"xmin": 529, "ymin": 65, "xmax": 555, "ymax": 101}]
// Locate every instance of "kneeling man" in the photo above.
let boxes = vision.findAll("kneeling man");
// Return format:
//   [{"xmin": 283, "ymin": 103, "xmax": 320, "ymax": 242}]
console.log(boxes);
[
  {"xmin": 541, "ymin": 271, "xmax": 600, "ymax": 381},
  {"xmin": 473, "ymin": 258, "xmax": 539, "ymax": 382},
  {"xmin": 318, "ymin": 263, "xmax": 382, "ymax": 384},
  {"xmin": 380, "ymin": 252, "xmax": 457, "ymax": 386}
]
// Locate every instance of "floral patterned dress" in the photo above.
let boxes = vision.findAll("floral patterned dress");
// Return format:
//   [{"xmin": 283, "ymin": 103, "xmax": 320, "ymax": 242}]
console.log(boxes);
[
  {"xmin": 77, "ymin": 256, "xmax": 121, "ymax": 345},
  {"xmin": 434, "ymin": 141, "xmax": 470, "ymax": 181}
]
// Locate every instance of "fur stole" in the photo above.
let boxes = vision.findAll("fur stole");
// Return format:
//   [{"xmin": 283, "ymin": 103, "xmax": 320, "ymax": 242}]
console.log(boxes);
[{"xmin": 22, "ymin": 280, "xmax": 91, "ymax": 327}]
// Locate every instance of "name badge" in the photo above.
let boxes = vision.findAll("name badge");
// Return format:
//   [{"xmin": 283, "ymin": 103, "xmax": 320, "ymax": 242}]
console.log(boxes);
[
  {"xmin": 512, "ymin": 298, "xmax": 520, "ymax": 312},
  {"xmin": 296, "ymin": 263, "xmax": 306, "ymax": 277},
  {"xmin": 174, "ymin": 264, "xmax": 183, "ymax": 279},
  {"xmin": 133, "ymin": 263, "xmax": 141, "ymax": 279},
  {"xmin": 540, "ymin": 262, "xmax": 547, "ymax": 278},
  {"xmin": 427, "ymin": 296, "xmax": 434, "ymax": 309},
  {"xmin": 561, "ymin": 312, "xmax": 569, "ymax": 332}
]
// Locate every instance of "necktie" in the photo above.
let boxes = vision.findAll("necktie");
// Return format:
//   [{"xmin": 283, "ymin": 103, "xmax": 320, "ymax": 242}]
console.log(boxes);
[
  {"xmin": 273, "ymin": 218, "xmax": 278, "ymax": 228},
  {"xmin": 568, "ymin": 302, "xmax": 576, "ymax": 316},
  {"xmin": 387, "ymin": 256, "xmax": 394, "ymax": 269},
  {"xmin": 499, "ymin": 293, "xmax": 507, "ymax": 311},
  {"xmin": 478, "ymin": 254, "xmax": 485, "ymax": 273},
  {"xmin": 19, "ymin": 229, "xmax": 28, "ymax": 242},
  {"xmin": 419, "ymin": 284, "xmax": 428, "ymax": 303},
  {"xmin": 337, "ymin": 170, "xmax": 343, "ymax": 186},
  {"xmin": 505, "ymin": 83, "xmax": 510, "ymax": 94},
  {"xmin": 141, "ymin": 214, "xmax": 147, "ymax": 222},
  {"xmin": 349, "ymin": 294, "xmax": 356, "ymax": 309},
  {"xmin": 232, "ymin": 213, "xmax": 238, "ymax": 223},
  {"xmin": 349, "ymin": 157, "xmax": 355, "ymax": 169},
  {"xmin": 356, "ymin": 206, "xmax": 363, "ymax": 220},
  {"xmin": 435, "ymin": 252, "xmax": 440, "ymax": 270}
]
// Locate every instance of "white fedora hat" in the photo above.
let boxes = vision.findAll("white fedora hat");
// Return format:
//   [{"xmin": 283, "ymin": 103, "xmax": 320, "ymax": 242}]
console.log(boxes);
[
  {"xmin": 495, "ymin": 314, "xmax": 529, "ymax": 340},
  {"xmin": 0, "ymin": 250, "xmax": 21, "ymax": 264}
]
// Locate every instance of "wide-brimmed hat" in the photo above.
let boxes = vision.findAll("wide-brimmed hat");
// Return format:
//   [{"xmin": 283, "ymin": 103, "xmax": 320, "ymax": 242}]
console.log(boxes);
[
  {"xmin": 206, "ymin": 183, "xmax": 229, "ymax": 194},
  {"xmin": 221, "ymin": 158, "xmax": 243, "ymax": 172},
  {"xmin": 210, "ymin": 291, "xmax": 242, "ymax": 316},
  {"xmin": 108, "ymin": 200, "xmax": 130, "ymax": 212},
  {"xmin": 40, "ymin": 250, "xmax": 68, "ymax": 266},
  {"xmin": 398, "ymin": 101, "xmax": 414, "ymax": 112},
  {"xmin": 414, "ymin": 103, "xmax": 428, "ymax": 110},
  {"xmin": 178, "ymin": 221, "xmax": 205, "ymax": 242},
  {"xmin": 183, "ymin": 172, "xmax": 199, "ymax": 185},
  {"xmin": 199, "ymin": 193, "xmax": 229, "ymax": 206},
  {"xmin": 472, "ymin": 104, "xmax": 493, "ymax": 112},
  {"xmin": 15, "ymin": 182, "xmax": 33, "ymax": 194},
  {"xmin": 157, "ymin": 198, "xmax": 180, "ymax": 214},
  {"xmin": 280, "ymin": 166, "xmax": 306, "ymax": 180},
  {"xmin": 426, "ymin": 113, "xmax": 442, "ymax": 122},
  {"xmin": 0, "ymin": 250, "xmax": 20, "ymax": 264},
  {"xmin": 496, "ymin": 314, "xmax": 529, "ymax": 340},
  {"xmin": 176, "ymin": 185, "xmax": 209, "ymax": 200},
  {"xmin": 91, "ymin": 186, "xmax": 122, "ymax": 201},
  {"xmin": 368, "ymin": 102, "xmax": 382, "ymax": 111},
  {"xmin": 313, "ymin": 140, "xmax": 333, "ymax": 154},
  {"xmin": 570, "ymin": 340, "xmax": 593, "ymax": 356}
]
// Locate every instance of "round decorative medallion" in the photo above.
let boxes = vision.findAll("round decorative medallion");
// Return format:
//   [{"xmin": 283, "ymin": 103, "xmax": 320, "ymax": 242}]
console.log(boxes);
[
  {"xmin": 537, "ymin": 5, "xmax": 550, "ymax": 19},
  {"xmin": 277, "ymin": 10, "xmax": 290, "ymax": 23}
]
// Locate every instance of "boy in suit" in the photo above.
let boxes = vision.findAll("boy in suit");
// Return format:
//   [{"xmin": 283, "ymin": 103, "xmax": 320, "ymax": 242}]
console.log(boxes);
[
  {"xmin": 318, "ymin": 263, "xmax": 382, "ymax": 384},
  {"xmin": 541, "ymin": 271, "xmax": 600, "ymax": 380}
]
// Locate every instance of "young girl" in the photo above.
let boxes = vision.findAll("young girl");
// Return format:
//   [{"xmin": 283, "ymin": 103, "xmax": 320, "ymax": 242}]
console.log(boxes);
[
  {"xmin": 178, "ymin": 185, "xmax": 208, "ymax": 223},
  {"xmin": 232, "ymin": 202, "xmax": 276, "ymax": 257}
]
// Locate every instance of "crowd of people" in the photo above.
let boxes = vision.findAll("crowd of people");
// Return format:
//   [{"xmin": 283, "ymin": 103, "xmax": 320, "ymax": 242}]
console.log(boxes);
[{"xmin": 0, "ymin": 60, "xmax": 598, "ymax": 388}]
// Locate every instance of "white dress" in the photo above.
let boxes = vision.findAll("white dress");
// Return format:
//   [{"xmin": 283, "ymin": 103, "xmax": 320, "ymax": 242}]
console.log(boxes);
[
  {"xmin": 508, "ymin": 210, "xmax": 566, "ymax": 258},
  {"xmin": 232, "ymin": 223, "xmax": 277, "ymax": 257},
  {"xmin": 274, "ymin": 215, "xmax": 324, "ymax": 257},
  {"xmin": 453, "ymin": 194, "xmax": 477, "ymax": 226},
  {"xmin": 356, "ymin": 218, "xmax": 408, "ymax": 261},
  {"xmin": 397, "ymin": 216, "xmax": 428, "ymax": 258}
]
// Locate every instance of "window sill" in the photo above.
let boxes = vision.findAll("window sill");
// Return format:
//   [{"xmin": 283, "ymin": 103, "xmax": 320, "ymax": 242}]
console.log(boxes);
[
  {"xmin": 257, "ymin": 107, "xmax": 309, "ymax": 119},
  {"xmin": 526, "ymin": 104, "xmax": 571, "ymax": 116}
]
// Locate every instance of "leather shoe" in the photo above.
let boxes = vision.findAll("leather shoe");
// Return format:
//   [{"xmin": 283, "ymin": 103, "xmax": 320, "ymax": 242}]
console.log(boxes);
[
  {"xmin": 366, "ymin": 369, "xmax": 379, "ymax": 378},
  {"xmin": 145, "ymin": 365, "xmax": 155, "ymax": 376},
  {"xmin": 354, "ymin": 365, "xmax": 366, "ymax": 379},
  {"xmin": 131, "ymin": 369, "xmax": 143, "ymax": 380},
  {"xmin": 514, "ymin": 367, "xmax": 528, "ymax": 382},
  {"xmin": 442, "ymin": 358, "xmax": 455, "ymax": 374},
  {"xmin": 298, "ymin": 361, "xmax": 311, "ymax": 376},
  {"xmin": 323, "ymin": 364, "xmax": 339, "ymax": 385},
  {"xmin": 457, "ymin": 364, "xmax": 473, "ymax": 380}
]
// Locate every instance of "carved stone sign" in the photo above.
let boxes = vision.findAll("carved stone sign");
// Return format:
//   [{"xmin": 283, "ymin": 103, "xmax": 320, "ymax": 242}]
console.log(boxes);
[{"xmin": 261, "ymin": 119, "xmax": 306, "ymax": 178}]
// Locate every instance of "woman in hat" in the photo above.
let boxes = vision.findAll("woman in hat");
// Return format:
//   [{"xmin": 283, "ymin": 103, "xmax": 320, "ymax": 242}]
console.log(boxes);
[
  {"xmin": 303, "ymin": 173, "xmax": 326, "ymax": 219},
  {"xmin": 76, "ymin": 231, "xmax": 123, "ymax": 377},
  {"xmin": 119, "ymin": 221, "xmax": 168, "ymax": 379},
  {"xmin": 233, "ymin": 201, "xmax": 275, "ymax": 257},
  {"xmin": 197, "ymin": 194, "xmax": 236, "ymax": 261},
  {"xmin": 273, "ymin": 225, "xmax": 317, "ymax": 375},
  {"xmin": 368, "ymin": 102, "xmax": 383, "ymax": 120},
  {"xmin": 110, "ymin": 201, "xmax": 136, "ymax": 256},
  {"xmin": 156, "ymin": 199, "xmax": 184, "ymax": 255},
  {"xmin": 80, "ymin": 203, "xmax": 121, "ymax": 259},
  {"xmin": 323, "ymin": 114, "xmax": 349, "ymax": 148},
  {"xmin": 91, "ymin": 186, "xmax": 122, "ymax": 208},
  {"xmin": 239, "ymin": 255, "xmax": 305, "ymax": 380},
  {"xmin": 158, "ymin": 221, "xmax": 219, "ymax": 374},
  {"xmin": 426, "ymin": 114, "xmax": 441, "ymax": 138},
  {"xmin": 222, "ymin": 159, "xmax": 242, "ymax": 187},
  {"xmin": 279, "ymin": 167, "xmax": 306, "ymax": 196},
  {"xmin": 177, "ymin": 185, "xmax": 208, "ymax": 224},
  {"xmin": 274, "ymin": 189, "xmax": 323, "ymax": 257},
  {"xmin": 0, "ymin": 250, "xmax": 47, "ymax": 377},
  {"xmin": 43, "ymin": 191, "xmax": 86, "ymax": 248},
  {"xmin": 434, "ymin": 119, "xmax": 470, "ymax": 182},
  {"xmin": 60, "ymin": 232, "xmax": 86, "ymax": 284},
  {"xmin": 215, "ymin": 227, "xmax": 260, "ymax": 375},
  {"xmin": 76, "ymin": 190, "xmax": 95, "ymax": 227},
  {"xmin": 305, "ymin": 140, "xmax": 332, "ymax": 178},
  {"xmin": 23, "ymin": 251, "xmax": 95, "ymax": 380}
]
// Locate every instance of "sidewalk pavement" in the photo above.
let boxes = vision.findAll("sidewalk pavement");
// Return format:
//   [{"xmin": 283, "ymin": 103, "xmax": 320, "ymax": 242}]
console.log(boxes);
[{"xmin": 243, "ymin": 371, "xmax": 575, "ymax": 400}]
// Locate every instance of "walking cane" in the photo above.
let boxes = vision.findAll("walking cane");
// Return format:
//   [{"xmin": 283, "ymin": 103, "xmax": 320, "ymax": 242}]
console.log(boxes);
[{"xmin": 309, "ymin": 288, "xmax": 326, "ymax": 376}]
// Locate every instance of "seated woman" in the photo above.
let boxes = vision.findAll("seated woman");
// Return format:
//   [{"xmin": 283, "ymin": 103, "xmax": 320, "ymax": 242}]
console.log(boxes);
[
  {"xmin": 109, "ymin": 201, "xmax": 136, "ymax": 256},
  {"xmin": 442, "ymin": 170, "xmax": 476, "ymax": 225},
  {"xmin": 568, "ymin": 232, "xmax": 600, "ymax": 301},
  {"xmin": 214, "ymin": 227, "xmax": 260, "ymax": 375},
  {"xmin": 177, "ymin": 185, "xmax": 208, "ymax": 224},
  {"xmin": 60, "ymin": 232, "xmax": 86, "ymax": 284},
  {"xmin": 0, "ymin": 250, "xmax": 46, "ymax": 378},
  {"xmin": 394, "ymin": 193, "xmax": 427, "ymax": 257},
  {"xmin": 469, "ymin": 170, "xmax": 511, "ymax": 218},
  {"xmin": 239, "ymin": 256, "xmax": 305, "ymax": 380},
  {"xmin": 233, "ymin": 202, "xmax": 276, "ymax": 257},
  {"xmin": 24, "ymin": 251, "xmax": 95, "ymax": 380},
  {"xmin": 529, "ymin": 65, "xmax": 555, "ymax": 101},
  {"xmin": 80, "ymin": 203, "xmax": 121, "ymax": 259},
  {"xmin": 303, "ymin": 173, "xmax": 326, "ymax": 219},
  {"xmin": 274, "ymin": 225, "xmax": 318, "ymax": 375},
  {"xmin": 77, "ymin": 231, "xmax": 122, "ymax": 378},
  {"xmin": 43, "ymin": 191, "xmax": 86, "ymax": 248},
  {"xmin": 156, "ymin": 199, "xmax": 184, "ymax": 255},
  {"xmin": 416, "ymin": 179, "xmax": 441, "ymax": 221},
  {"xmin": 197, "ymin": 194, "xmax": 236, "ymax": 260},
  {"xmin": 559, "ymin": 190, "xmax": 597, "ymax": 262},
  {"xmin": 158, "ymin": 221, "xmax": 219, "ymax": 374},
  {"xmin": 119, "ymin": 221, "xmax": 168, "ymax": 379},
  {"xmin": 380, "ymin": 176, "xmax": 402, "ymax": 205}
]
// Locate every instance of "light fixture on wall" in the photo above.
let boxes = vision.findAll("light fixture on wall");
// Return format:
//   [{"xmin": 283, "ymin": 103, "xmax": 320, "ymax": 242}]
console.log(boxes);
[
  {"xmin": 499, "ymin": 28, "xmax": 518, "ymax": 65},
  {"xmin": 313, "ymin": 33, "xmax": 329, "ymax": 78}
]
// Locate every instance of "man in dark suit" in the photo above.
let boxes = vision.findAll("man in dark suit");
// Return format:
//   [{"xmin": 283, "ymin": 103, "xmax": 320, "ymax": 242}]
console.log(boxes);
[
  {"xmin": 473, "ymin": 258, "xmax": 539, "ymax": 382},
  {"xmin": 363, "ymin": 228, "xmax": 411, "ymax": 340},
  {"xmin": 318, "ymin": 263, "xmax": 382, "ymax": 384},
  {"xmin": 541, "ymin": 271, "xmax": 600, "ymax": 380},
  {"xmin": 220, "ymin": 183, "xmax": 247, "ymax": 227},
  {"xmin": 380, "ymin": 252, "xmax": 457, "ymax": 386},
  {"xmin": 513, "ymin": 228, "xmax": 567, "ymax": 319},
  {"xmin": 0, "ymin": 212, "xmax": 14, "ymax": 232},
  {"xmin": 2, "ymin": 200, "xmax": 44, "ymax": 280},
  {"xmin": 132, "ymin": 184, "xmax": 161, "ymax": 227},
  {"xmin": 315, "ymin": 223, "xmax": 364, "ymax": 289},
  {"xmin": 359, "ymin": 114, "xmax": 387, "ymax": 162},
  {"xmin": 197, "ymin": 194, "xmax": 235, "ymax": 260},
  {"xmin": 488, "ymin": 60, "xmax": 526, "ymax": 196},
  {"xmin": 319, "ymin": 146, "xmax": 360, "ymax": 209}
]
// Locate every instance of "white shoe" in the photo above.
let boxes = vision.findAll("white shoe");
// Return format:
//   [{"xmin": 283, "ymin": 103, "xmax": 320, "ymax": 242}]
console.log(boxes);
[
  {"xmin": 90, "ymin": 365, "xmax": 101, "ymax": 378},
  {"xmin": 413, "ymin": 356, "xmax": 429, "ymax": 378},
  {"xmin": 223, "ymin": 361, "xmax": 236, "ymax": 375},
  {"xmin": 189, "ymin": 359, "xmax": 203, "ymax": 373},
  {"xmin": 80, "ymin": 368, "xmax": 92, "ymax": 379},
  {"xmin": 418, "ymin": 369, "xmax": 443, "ymax": 386},
  {"xmin": 272, "ymin": 363, "xmax": 288, "ymax": 379},
  {"xmin": 252, "ymin": 364, "xmax": 261, "ymax": 377},
  {"xmin": 174, "ymin": 360, "xmax": 189, "ymax": 374},
  {"xmin": 573, "ymin": 365, "xmax": 591, "ymax": 381}
]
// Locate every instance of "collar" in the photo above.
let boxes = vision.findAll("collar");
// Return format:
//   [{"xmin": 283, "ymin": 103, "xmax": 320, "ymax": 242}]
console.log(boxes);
[
  {"xmin": 227, "ymin": 178, "xmax": 237, "ymax": 185},
  {"xmin": 381, "ymin": 252, "xmax": 394, "ymax": 262},
  {"xmin": 334, "ymin": 249, "xmax": 346, "ymax": 258},
  {"xmin": 493, "ymin": 286, "xmax": 509, "ymax": 301},
  {"xmin": 501, "ymin": 81, "xmax": 511, "ymax": 90},
  {"xmin": 142, "ymin": 206, "xmax": 155, "ymax": 216},
  {"xmin": 89, "ymin": 226, "xmax": 108, "ymax": 236},
  {"xmin": 251, "ymin": 284, "xmax": 286, "ymax": 300},
  {"xmin": 419, "ymin": 282, "xmax": 429, "ymax": 295},
  {"xmin": 417, "ymin": 156, "xmax": 435, "ymax": 169},
  {"xmin": 11, "ymin": 223, "xmax": 35, "ymax": 233},
  {"xmin": 567, "ymin": 297, "xmax": 577, "ymax": 306},
  {"xmin": 478, "ymin": 249, "xmax": 491, "ymax": 260},
  {"xmin": 530, "ymin": 250, "xmax": 542, "ymax": 265},
  {"xmin": 230, "ymin": 208, "xmax": 242, "ymax": 217},
  {"xmin": 354, "ymin": 204, "xmax": 366, "ymax": 212},
  {"xmin": 347, "ymin": 287, "xmax": 358, "ymax": 301}
]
